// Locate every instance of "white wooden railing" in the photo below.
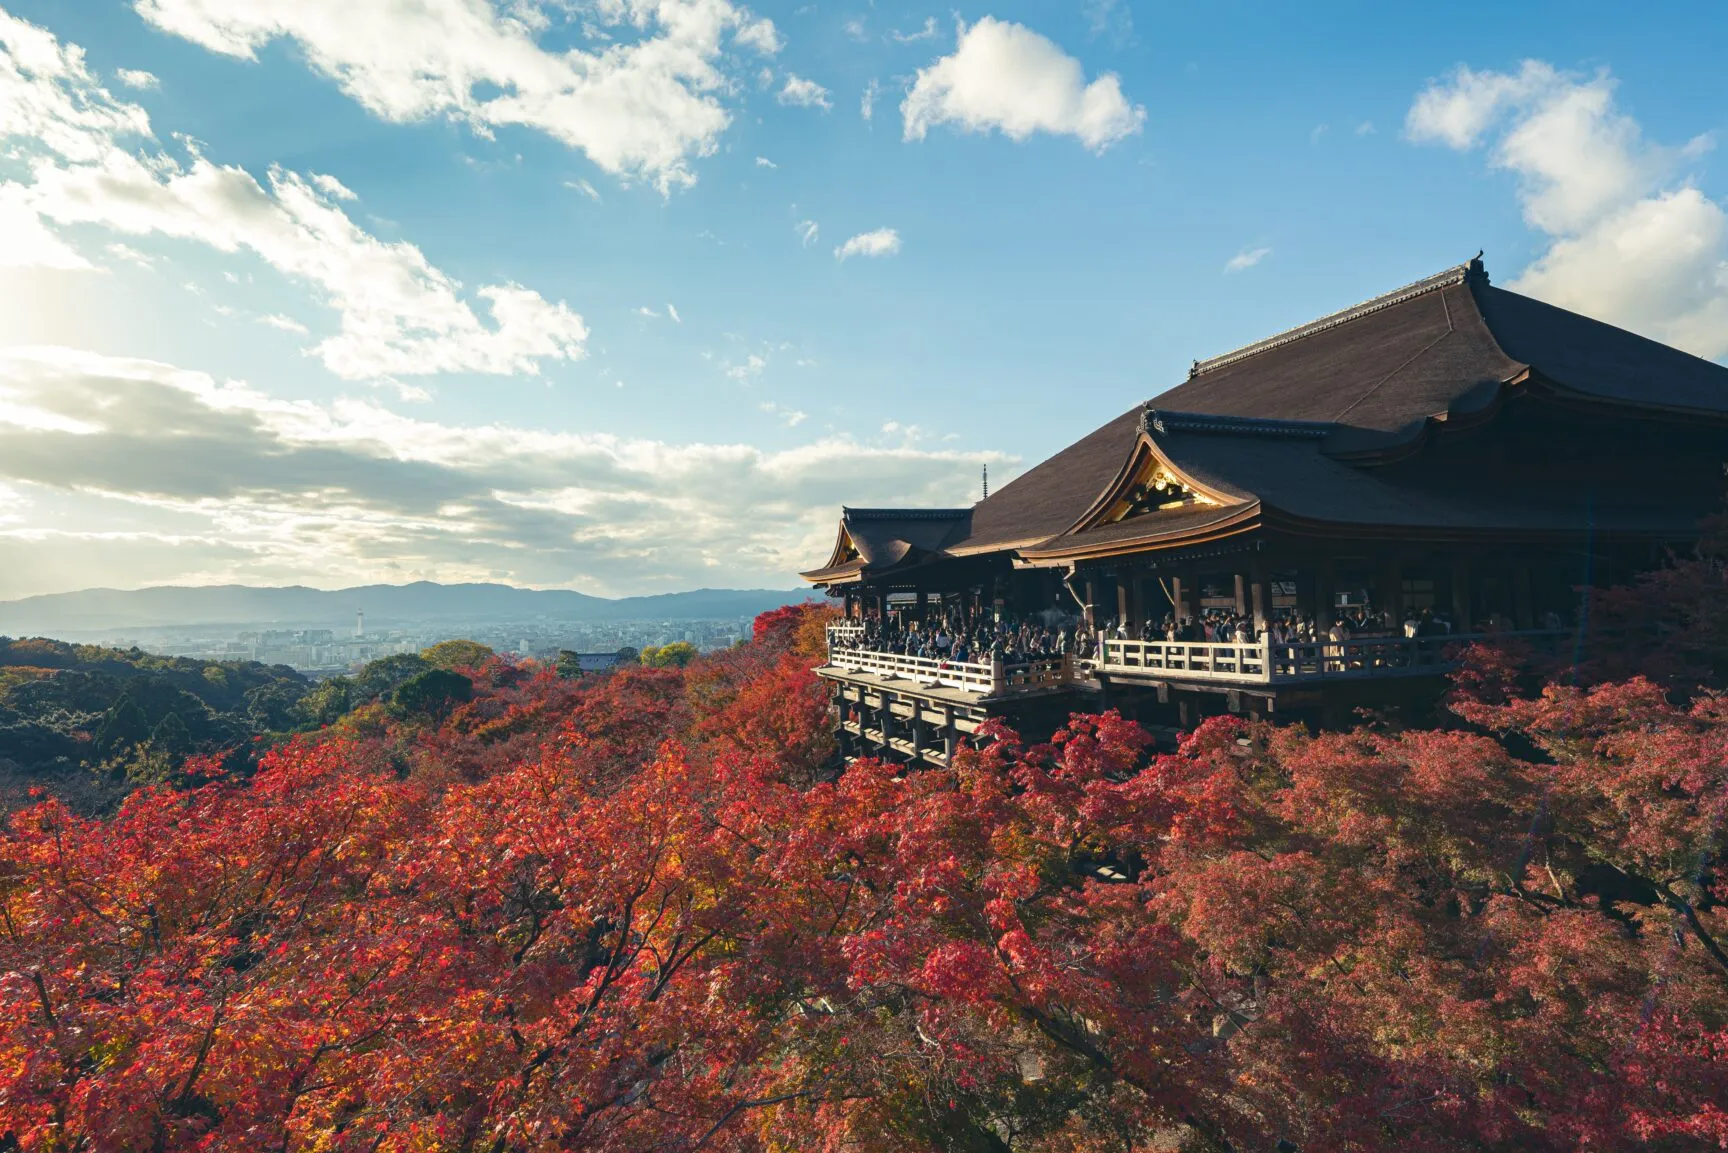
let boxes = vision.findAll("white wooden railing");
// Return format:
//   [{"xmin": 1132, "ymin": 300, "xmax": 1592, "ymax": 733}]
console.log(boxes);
[
  {"xmin": 824, "ymin": 644, "xmax": 1070, "ymax": 697},
  {"xmin": 1095, "ymin": 630, "xmax": 1569, "ymax": 685}
]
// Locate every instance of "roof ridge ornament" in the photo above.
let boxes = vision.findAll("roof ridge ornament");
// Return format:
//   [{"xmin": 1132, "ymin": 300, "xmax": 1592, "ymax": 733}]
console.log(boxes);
[{"xmin": 1190, "ymin": 256, "xmax": 1488, "ymax": 378}]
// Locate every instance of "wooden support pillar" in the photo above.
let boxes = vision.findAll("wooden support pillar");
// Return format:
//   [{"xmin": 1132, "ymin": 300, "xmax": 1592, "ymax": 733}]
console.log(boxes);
[
  {"xmin": 942, "ymin": 705, "xmax": 957, "ymax": 764},
  {"xmin": 910, "ymin": 712, "xmax": 925, "ymax": 765},
  {"xmin": 1316, "ymin": 557, "xmax": 1337, "ymax": 630},
  {"xmin": 1116, "ymin": 576, "xmax": 1131, "ymax": 632},
  {"xmin": 1250, "ymin": 559, "xmax": 1272, "ymax": 632},
  {"xmin": 915, "ymin": 589, "xmax": 928, "ymax": 623},
  {"xmin": 1382, "ymin": 557, "xmax": 1404, "ymax": 625},
  {"xmin": 1082, "ymin": 577, "xmax": 1098, "ymax": 632},
  {"xmin": 1232, "ymin": 573, "xmax": 1248, "ymax": 616},
  {"xmin": 1171, "ymin": 573, "xmax": 1193, "ymax": 623},
  {"xmin": 1128, "ymin": 572, "xmax": 1146, "ymax": 635},
  {"xmin": 1450, "ymin": 558, "xmax": 1471, "ymax": 632},
  {"xmin": 1513, "ymin": 560, "xmax": 1534, "ymax": 630}
]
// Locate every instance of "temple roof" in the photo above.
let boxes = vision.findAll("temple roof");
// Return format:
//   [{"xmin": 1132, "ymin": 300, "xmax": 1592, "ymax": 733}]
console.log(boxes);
[
  {"xmin": 808, "ymin": 256, "xmax": 1728, "ymax": 583},
  {"xmin": 800, "ymin": 507, "xmax": 970, "ymax": 583}
]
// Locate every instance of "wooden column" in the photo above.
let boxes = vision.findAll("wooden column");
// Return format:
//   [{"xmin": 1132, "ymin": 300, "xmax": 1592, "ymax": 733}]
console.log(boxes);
[
  {"xmin": 1316, "ymin": 557, "xmax": 1337, "ymax": 630},
  {"xmin": 1450, "ymin": 558, "xmax": 1471, "ymax": 632},
  {"xmin": 1082, "ymin": 578, "xmax": 1098, "ymax": 632},
  {"xmin": 1382, "ymin": 557, "xmax": 1404, "ymax": 624},
  {"xmin": 942, "ymin": 705, "xmax": 957, "ymax": 764},
  {"xmin": 1250, "ymin": 559, "xmax": 1273, "ymax": 632},
  {"xmin": 1513, "ymin": 560, "xmax": 1535, "ymax": 630},
  {"xmin": 1172, "ymin": 573, "xmax": 1194, "ymax": 623},
  {"xmin": 1116, "ymin": 575, "xmax": 1131, "ymax": 631},
  {"xmin": 1232, "ymin": 573, "xmax": 1248, "ymax": 616}
]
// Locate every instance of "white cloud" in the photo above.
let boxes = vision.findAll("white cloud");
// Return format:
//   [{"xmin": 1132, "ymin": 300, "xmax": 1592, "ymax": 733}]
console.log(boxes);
[
  {"xmin": 889, "ymin": 17, "xmax": 938, "ymax": 43},
  {"xmin": 755, "ymin": 154, "xmax": 776, "ymax": 167},
  {"xmin": 1082, "ymin": 0, "xmax": 1133, "ymax": 46},
  {"xmin": 104, "ymin": 241, "xmax": 154, "ymax": 267},
  {"xmin": 726, "ymin": 352, "xmax": 766, "ymax": 381},
  {"xmin": 0, "ymin": 9, "xmax": 589, "ymax": 380},
  {"xmin": 1355, "ymin": 120, "xmax": 1375, "ymax": 136},
  {"xmin": 635, "ymin": 305, "xmax": 661, "ymax": 318},
  {"xmin": 834, "ymin": 227, "xmax": 900, "ymax": 261},
  {"xmin": 901, "ymin": 16, "xmax": 1143, "ymax": 151},
  {"xmin": 778, "ymin": 73, "xmax": 831, "ymax": 110},
  {"xmin": 114, "ymin": 67, "xmax": 158, "ymax": 89},
  {"xmin": 759, "ymin": 400, "xmax": 806, "ymax": 426},
  {"xmin": 258, "ymin": 313, "xmax": 309, "ymax": 334},
  {"xmin": 1408, "ymin": 60, "xmax": 1728, "ymax": 359},
  {"xmin": 565, "ymin": 177, "xmax": 601, "ymax": 201},
  {"xmin": 0, "ymin": 188, "xmax": 91, "ymax": 269},
  {"xmin": 666, "ymin": 302, "xmax": 681, "ymax": 323},
  {"xmin": 1224, "ymin": 245, "xmax": 1271, "ymax": 273},
  {"xmin": 130, "ymin": 0, "xmax": 782, "ymax": 193},
  {"xmin": 0, "ymin": 345, "xmax": 1004, "ymax": 596},
  {"xmin": 795, "ymin": 218, "xmax": 819, "ymax": 247},
  {"xmin": 860, "ymin": 76, "xmax": 879, "ymax": 122},
  {"xmin": 843, "ymin": 17, "xmax": 868, "ymax": 43}
]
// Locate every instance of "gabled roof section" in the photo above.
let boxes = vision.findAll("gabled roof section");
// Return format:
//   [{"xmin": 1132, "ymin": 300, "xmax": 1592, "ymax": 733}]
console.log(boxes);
[{"xmin": 801, "ymin": 507, "xmax": 971, "ymax": 585}]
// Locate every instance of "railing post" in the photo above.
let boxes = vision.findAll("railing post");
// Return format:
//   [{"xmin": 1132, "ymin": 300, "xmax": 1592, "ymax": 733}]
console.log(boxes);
[{"xmin": 991, "ymin": 656, "xmax": 1006, "ymax": 696}]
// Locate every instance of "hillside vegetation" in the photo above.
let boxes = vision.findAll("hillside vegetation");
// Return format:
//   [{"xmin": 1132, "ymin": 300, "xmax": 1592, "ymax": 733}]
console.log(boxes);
[{"xmin": 2, "ymin": 553, "xmax": 1727, "ymax": 1150}]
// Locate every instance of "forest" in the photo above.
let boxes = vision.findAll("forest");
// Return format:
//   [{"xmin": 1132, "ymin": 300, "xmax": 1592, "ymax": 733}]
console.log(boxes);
[{"xmin": 2, "ymin": 522, "xmax": 1726, "ymax": 1152}]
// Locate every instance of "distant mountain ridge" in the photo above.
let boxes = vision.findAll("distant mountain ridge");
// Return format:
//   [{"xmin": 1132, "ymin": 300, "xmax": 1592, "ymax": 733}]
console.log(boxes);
[{"xmin": 0, "ymin": 582, "xmax": 814, "ymax": 634}]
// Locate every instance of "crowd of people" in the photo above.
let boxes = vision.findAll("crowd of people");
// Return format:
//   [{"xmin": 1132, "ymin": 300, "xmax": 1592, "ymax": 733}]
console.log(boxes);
[
  {"xmin": 839, "ymin": 610, "xmax": 1080, "ymax": 667},
  {"xmin": 835, "ymin": 601, "xmax": 1569, "ymax": 672}
]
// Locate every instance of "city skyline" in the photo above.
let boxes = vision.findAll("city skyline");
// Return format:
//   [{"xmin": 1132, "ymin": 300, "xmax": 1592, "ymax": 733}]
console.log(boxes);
[{"xmin": 1, "ymin": 0, "xmax": 1725, "ymax": 599}]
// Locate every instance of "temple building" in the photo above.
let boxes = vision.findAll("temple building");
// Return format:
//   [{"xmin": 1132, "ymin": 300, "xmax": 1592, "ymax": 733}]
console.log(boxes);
[{"xmin": 803, "ymin": 257, "xmax": 1728, "ymax": 759}]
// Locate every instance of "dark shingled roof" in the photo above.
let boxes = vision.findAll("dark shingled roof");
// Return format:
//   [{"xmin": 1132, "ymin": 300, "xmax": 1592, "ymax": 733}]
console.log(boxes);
[
  {"xmin": 807, "ymin": 257, "xmax": 1728, "ymax": 581},
  {"xmin": 1148, "ymin": 261, "xmax": 1523, "ymax": 441},
  {"xmin": 800, "ymin": 507, "xmax": 969, "ymax": 582},
  {"xmin": 939, "ymin": 405, "xmax": 1144, "ymax": 554}
]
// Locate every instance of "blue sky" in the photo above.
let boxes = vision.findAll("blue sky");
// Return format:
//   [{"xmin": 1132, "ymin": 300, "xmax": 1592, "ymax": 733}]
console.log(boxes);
[{"xmin": 0, "ymin": 0, "xmax": 1724, "ymax": 598}]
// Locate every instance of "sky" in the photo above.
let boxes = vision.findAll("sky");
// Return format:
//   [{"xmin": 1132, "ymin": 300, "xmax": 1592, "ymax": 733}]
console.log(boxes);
[{"xmin": 0, "ymin": 0, "xmax": 1725, "ymax": 599}]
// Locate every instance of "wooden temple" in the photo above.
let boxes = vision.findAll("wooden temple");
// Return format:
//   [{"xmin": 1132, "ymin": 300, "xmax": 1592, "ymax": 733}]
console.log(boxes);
[{"xmin": 803, "ymin": 257, "xmax": 1728, "ymax": 760}]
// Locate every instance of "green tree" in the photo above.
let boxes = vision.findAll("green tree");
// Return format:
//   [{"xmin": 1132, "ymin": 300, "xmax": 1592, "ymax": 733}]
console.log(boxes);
[
  {"xmin": 392, "ymin": 668, "xmax": 473, "ymax": 719},
  {"xmin": 93, "ymin": 696, "xmax": 150, "ymax": 755},
  {"xmin": 641, "ymin": 641, "xmax": 697, "ymax": 668},
  {"xmin": 420, "ymin": 639, "xmax": 495, "ymax": 671},
  {"xmin": 149, "ymin": 711, "xmax": 191, "ymax": 757},
  {"xmin": 351, "ymin": 653, "xmax": 431, "ymax": 701},
  {"xmin": 297, "ymin": 677, "xmax": 353, "ymax": 727},
  {"xmin": 554, "ymin": 650, "xmax": 585, "ymax": 679}
]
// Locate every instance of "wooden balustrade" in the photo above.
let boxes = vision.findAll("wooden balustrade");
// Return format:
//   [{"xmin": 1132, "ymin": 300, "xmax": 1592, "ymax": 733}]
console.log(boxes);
[
  {"xmin": 1095, "ymin": 630, "xmax": 1568, "ymax": 684},
  {"xmin": 825, "ymin": 644, "xmax": 1070, "ymax": 697}
]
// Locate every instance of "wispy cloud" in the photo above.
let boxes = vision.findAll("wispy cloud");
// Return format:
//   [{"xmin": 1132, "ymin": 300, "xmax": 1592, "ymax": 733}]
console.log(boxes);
[
  {"xmin": 888, "ymin": 17, "xmax": 939, "ymax": 43},
  {"xmin": 835, "ymin": 227, "xmax": 901, "ymax": 261},
  {"xmin": 778, "ymin": 74, "xmax": 832, "ymax": 110},
  {"xmin": 860, "ymin": 77, "xmax": 880, "ymax": 122},
  {"xmin": 755, "ymin": 155, "xmax": 777, "ymax": 168},
  {"xmin": 114, "ymin": 67, "xmax": 158, "ymax": 89},
  {"xmin": 1224, "ymin": 246, "xmax": 1272, "ymax": 273},
  {"xmin": 795, "ymin": 219, "xmax": 819, "ymax": 247},
  {"xmin": 257, "ymin": 313, "xmax": 309, "ymax": 334},
  {"xmin": 564, "ymin": 178, "xmax": 602, "ymax": 202}
]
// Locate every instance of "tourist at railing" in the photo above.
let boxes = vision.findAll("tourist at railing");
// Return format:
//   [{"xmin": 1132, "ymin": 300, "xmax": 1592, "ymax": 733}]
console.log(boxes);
[{"xmin": 835, "ymin": 609, "xmax": 1079, "ymax": 669}]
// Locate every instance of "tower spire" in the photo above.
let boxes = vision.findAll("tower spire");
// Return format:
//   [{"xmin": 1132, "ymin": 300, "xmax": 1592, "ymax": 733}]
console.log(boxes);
[{"xmin": 981, "ymin": 463, "xmax": 989, "ymax": 501}]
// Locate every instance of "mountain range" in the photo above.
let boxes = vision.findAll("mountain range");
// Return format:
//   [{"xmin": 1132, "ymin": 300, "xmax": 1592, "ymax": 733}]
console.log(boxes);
[{"xmin": 0, "ymin": 583, "xmax": 815, "ymax": 635}]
